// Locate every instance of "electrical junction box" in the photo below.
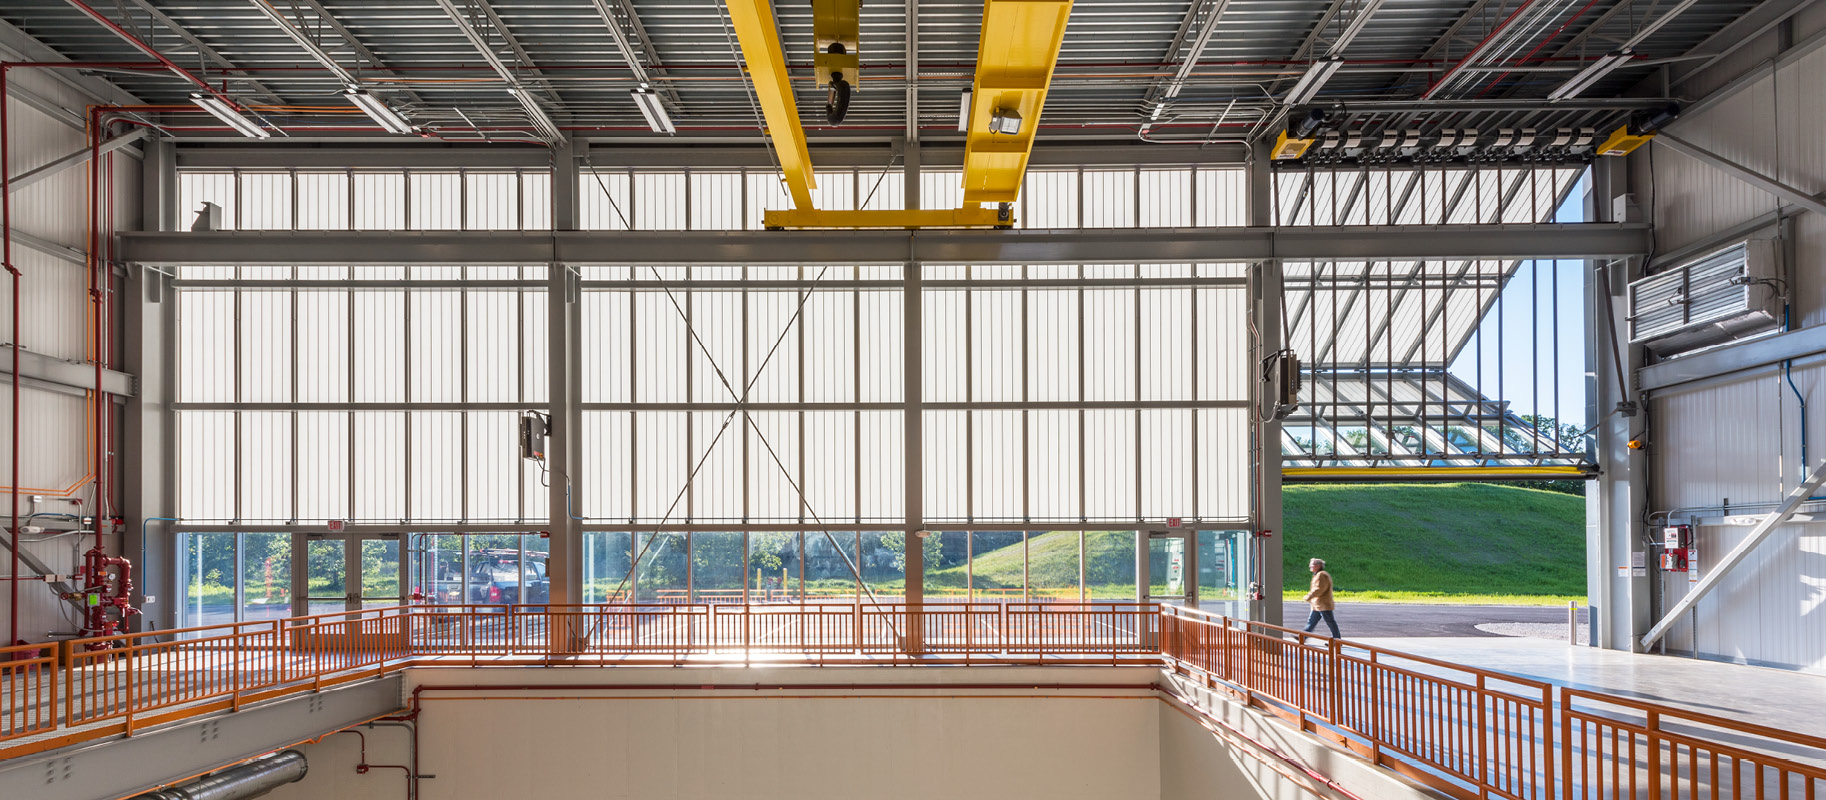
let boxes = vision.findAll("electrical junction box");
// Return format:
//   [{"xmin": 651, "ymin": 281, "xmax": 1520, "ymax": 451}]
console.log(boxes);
[
  {"xmin": 1663, "ymin": 525, "xmax": 1691, "ymax": 550},
  {"xmin": 1661, "ymin": 551, "xmax": 1688, "ymax": 571}
]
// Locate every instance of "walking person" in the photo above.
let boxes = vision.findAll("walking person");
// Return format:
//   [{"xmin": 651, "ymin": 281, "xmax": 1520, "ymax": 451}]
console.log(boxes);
[{"xmin": 1302, "ymin": 558, "xmax": 1340, "ymax": 637}]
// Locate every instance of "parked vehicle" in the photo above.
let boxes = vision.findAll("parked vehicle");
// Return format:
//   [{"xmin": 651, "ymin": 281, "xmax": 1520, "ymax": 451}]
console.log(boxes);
[{"xmin": 467, "ymin": 551, "xmax": 550, "ymax": 606}]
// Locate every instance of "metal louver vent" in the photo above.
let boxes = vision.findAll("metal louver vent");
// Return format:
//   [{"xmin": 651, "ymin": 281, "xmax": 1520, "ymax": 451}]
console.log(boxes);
[{"xmin": 1628, "ymin": 240, "xmax": 1781, "ymax": 355}]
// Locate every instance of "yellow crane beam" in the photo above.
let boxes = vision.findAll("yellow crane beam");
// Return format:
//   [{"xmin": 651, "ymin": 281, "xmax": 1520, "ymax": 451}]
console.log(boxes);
[
  {"xmin": 961, "ymin": 0, "xmax": 1074, "ymax": 205},
  {"xmin": 724, "ymin": 0, "xmax": 816, "ymax": 209}
]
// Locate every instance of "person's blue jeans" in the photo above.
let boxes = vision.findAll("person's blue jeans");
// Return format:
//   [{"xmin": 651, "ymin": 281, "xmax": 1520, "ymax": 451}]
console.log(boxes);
[{"xmin": 1305, "ymin": 609, "xmax": 1340, "ymax": 637}]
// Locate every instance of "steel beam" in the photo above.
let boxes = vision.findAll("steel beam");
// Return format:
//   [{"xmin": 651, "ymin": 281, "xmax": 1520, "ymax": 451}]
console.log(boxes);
[
  {"xmin": 7, "ymin": 129, "xmax": 146, "ymax": 193},
  {"xmin": 1655, "ymin": 133, "xmax": 1826, "ymax": 218},
  {"xmin": 431, "ymin": 0, "xmax": 566, "ymax": 143},
  {"xmin": 9, "ymin": 228, "xmax": 86, "ymax": 266},
  {"xmin": 1639, "ymin": 323, "xmax": 1826, "ymax": 391},
  {"xmin": 119, "ymin": 0, "xmax": 289, "ymax": 106},
  {"xmin": 0, "ymin": 675, "xmax": 404, "ymax": 800},
  {"xmin": 1642, "ymin": 459, "xmax": 1826, "ymax": 649},
  {"xmin": 118, "ymin": 223, "xmax": 1652, "ymax": 266},
  {"xmin": 1668, "ymin": 0, "xmax": 1817, "ymax": 88},
  {"xmin": 172, "ymin": 142, "xmax": 1251, "ymax": 170},
  {"xmin": 0, "ymin": 344, "xmax": 135, "ymax": 396}
]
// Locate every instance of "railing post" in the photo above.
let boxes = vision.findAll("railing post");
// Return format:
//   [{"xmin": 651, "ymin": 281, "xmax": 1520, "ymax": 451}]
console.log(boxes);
[
  {"xmin": 1645, "ymin": 709, "xmax": 1661, "ymax": 800},
  {"xmin": 1474, "ymin": 673, "xmax": 1489, "ymax": 792},
  {"xmin": 1327, "ymin": 636, "xmax": 1342, "ymax": 727},
  {"xmin": 1542, "ymin": 684, "xmax": 1557, "ymax": 800}
]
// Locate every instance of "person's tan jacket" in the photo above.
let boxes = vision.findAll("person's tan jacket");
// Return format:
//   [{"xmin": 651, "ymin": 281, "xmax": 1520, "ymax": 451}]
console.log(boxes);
[{"xmin": 1305, "ymin": 570, "xmax": 1335, "ymax": 611}]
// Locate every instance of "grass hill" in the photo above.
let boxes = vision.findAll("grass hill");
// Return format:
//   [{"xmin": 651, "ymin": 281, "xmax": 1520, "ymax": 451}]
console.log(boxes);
[{"xmin": 1282, "ymin": 482, "xmax": 1586, "ymax": 604}]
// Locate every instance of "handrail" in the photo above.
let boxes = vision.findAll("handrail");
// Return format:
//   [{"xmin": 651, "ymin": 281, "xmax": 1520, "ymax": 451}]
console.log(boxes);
[{"xmin": 4, "ymin": 602, "xmax": 1823, "ymax": 800}]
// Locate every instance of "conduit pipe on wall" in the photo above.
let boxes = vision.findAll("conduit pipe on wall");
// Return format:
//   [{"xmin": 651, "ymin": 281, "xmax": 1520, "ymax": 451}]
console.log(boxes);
[
  {"xmin": 132, "ymin": 750, "xmax": 308, "ymax": 800},
  {"xmin": 3, "ymin": 64, "xmax": 20, "ymax": 648}
]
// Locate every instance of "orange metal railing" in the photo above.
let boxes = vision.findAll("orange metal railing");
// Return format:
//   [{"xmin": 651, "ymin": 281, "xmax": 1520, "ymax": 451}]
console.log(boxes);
[{"xmin": 5, "ymin": 601, "xmax": 1826, "ymax": 800}]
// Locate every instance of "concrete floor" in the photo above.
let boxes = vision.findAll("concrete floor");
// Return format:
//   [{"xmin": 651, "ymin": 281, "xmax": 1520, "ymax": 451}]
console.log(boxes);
[
  {"xmin": 1356, "ymin": 635, "xmax": 1826, "ymax": 751},
  {"xmin": 1322, "ymin": 602, "xmax": 1577, "ymax": 638}
]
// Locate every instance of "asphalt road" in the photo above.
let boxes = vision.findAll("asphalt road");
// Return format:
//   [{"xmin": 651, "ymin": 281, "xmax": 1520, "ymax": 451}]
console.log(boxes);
[{"xmin": 1307, "ymin": 602, "xmax": 1576, "ymax": 639}]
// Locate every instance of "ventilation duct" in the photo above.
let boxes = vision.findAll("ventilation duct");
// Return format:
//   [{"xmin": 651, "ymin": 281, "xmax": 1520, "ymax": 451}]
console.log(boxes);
[
  {"xmin": 134, "ymin": 750, "xmax": 308, "ymax": 800},
  {"xmin": 1628, "ymin": 240, "xmax": 1781, "ymax": 355}
]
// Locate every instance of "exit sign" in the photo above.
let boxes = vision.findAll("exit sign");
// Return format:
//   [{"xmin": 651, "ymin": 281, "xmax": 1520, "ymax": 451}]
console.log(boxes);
[
  {"xmin": 1166, "ymin": 518, "xmax": 1182, "ymax": 528},
  {"xmin": 327, "ymin": 520, "xmax": 346, "ymax": 532}
]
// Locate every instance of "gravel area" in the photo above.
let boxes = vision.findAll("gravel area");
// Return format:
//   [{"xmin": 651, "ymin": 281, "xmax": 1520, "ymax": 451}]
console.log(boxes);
[{"xmin": 1476, "ymin": 621, "xmax": 1589, "ymax": 646}]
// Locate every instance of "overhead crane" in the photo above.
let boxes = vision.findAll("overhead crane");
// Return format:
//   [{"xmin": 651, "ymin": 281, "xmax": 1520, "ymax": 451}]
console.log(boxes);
[{"xmin": 725, "ymin": 0, "xmax": 1074, "ymax": 229}]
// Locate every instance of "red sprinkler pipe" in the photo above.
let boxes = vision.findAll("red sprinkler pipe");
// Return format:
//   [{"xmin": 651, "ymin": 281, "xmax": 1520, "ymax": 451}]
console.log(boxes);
[{"xmin": 58, "ymin": 0, "xmax": 241, "ymax": 108}]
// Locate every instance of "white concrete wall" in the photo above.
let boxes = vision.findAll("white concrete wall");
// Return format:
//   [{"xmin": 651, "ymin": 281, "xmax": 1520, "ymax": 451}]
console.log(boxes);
[
  {"xmin": 255, "ymin": 667, "xmax": 1439, "ymax": 800},
  {"xmin": 0, "ymin": 59, "xmax": 140, "ymax": 646},
  {"xmin": 1626, "ymin": 5, "xmax": 1826, "ymax": 671}
]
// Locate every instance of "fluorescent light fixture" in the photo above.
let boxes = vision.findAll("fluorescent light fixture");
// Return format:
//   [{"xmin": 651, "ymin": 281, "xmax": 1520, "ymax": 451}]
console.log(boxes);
[
  {"xmin": 1548, "ymin": 50, "xmax": 1633, "ymax": 101},
  {"xmin": 957, "ymin": 87, "xmax": 974, "ymax": 132},
  {"xmin": 630, "ymin": 85, "xmax": 675, "ymax": 134},
  {"xmin": 989, "ymin": 107, "xmax": 1022, "ymax": 135},
  {"xmin": 342, "ymin": 88, "xmax": 414, "ymax": 134},
  {"xmin": 1285, "ymin": 57, "xmax": 1345, "ymax": 106},
  {"xmin": 189, "ymin": 93, "xmax": 269, "ymax": 139}
]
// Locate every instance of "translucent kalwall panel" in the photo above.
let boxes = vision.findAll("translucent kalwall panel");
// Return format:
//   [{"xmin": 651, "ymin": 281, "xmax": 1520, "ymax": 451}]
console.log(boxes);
[
  {"xmin": 239, "ymin": 173, "xmax": 293, "ymax": 229},
  {"xmin": 802, "ymin": 291, "xmax": 855, "ymax": 403},
  {"xmin": 409, "ymin": 291, "xmax": 461, "ymax": 402},
  {"xmin": 522, "ymin": 291, "xmax": 549, "ymax": 404},
  {"xmin": 179, "ymin": 412, "xmax": 234, "ymax": 518},
  {"xmin": 296, "ymin": 172, "xmax": 350, "ymax": 229},
  {"xmin": 747, "ymin": 290, "xmax": 801, "ymax": 403},
  {"xmin": 1081, "ymin": 170, "xmax": 1136, "ymax": 228},
  {"xmin": 633, "ymin": 292, "xmax": 685, "ymax": 402},
  {"xmin": 970, "ymin": 290, "xmax": 1022, "ymax": 402},
  {"xmin": 582, "ymin": 291, "xmax": 630, "ymax": 403},
  {"xmin": 239, "ymin": 291, "xmax": 292, "ymax": 403},
  {"xmin": 1028, "ymin": 410, "xmax": 1079, "ymax": 521},
  {"xmin": 353, "ymin": 172, "xmax": 406, "ymax": 229},
  {"xmin": 178, "ymin": 291, "xmax": 234, "ymax": 403},
  {"xmin": 240, "ymin": 411, "xmax": 292, "ymax": 520},
  {"xmin": 582, "ymin": 170, "xmax": 633, "ymax": 230},
  {"xmin": 467, "ymin": 412, "xmax": 517, "ymax": 521},
  {"xmin": 179, "ymin": 172, "xmax": 237, "ymax": 230},
  {"xmin": 802, "ymin": 411, "xmax": 857, "ymax": 520},
  {"xmin": 1139, "ymin": 169, "xmax": 1192, "ymax": 227},
  {"xmin": 353, "ymin": 412, "xmax": 405, "ymax": 520},
  {"xmin": 858, "ymin": 289, "xmax": 903, "ymax": 402},
  {"xmin": 352, "ymin": 292, "xmax": 405, "ymax": 402},
  {"xmin": 1196, "ymin": 409, "xmax": 1249, "ymax": 519},
  {"xmin": 464, "ymin": 172, "xmax": 521, "ymax": 230},
  {"xmin": 1195, "ymin": 169, "xmax": 1245, "ymax": 226},
  {"xmin": 296, "ymin": 291, "xmax": 349, "ymax": 403},
  {"xmin": 408, "ymin": 412, "xmax": 461, "ymax": 520},
  {"xmin": 634, "ymin": 413, "xmax": 686, "ymax": 521},
  {"xmin": 408, "ymin": 173, "xmax": 462, "ymax": 230},
  {"xmin": 582, "ymin": 411, "xmax": 632, "ymax": 521},
  {"xmin": 1022, "ymin": 171, "xmax": 1078, "ymax": 229},
  {"xmin": 857, "ymin": 169, "xmax": 903, "ymax": 210},
  {"xmin": 1195, "ymin": 287, "xmax": 1247, "ymax": 401},
  {"xmin": 465, "ymin": 291, "xmax": 521, "ymax": 403},
  {"xmin": 689, "ymin": 172, "xmax": 744, "ymax": 230},
  {"xmin": 1082, "ymin": 289, "xmax": 1137, "ymax": 401},
  {"xmin": 521, "ymin": 173, "xmax": 551, "ymax": 229},
  {"xmin": 634, "ymin": 172, "xmax": 687, "ymax": 230},
  {"xmin": 1139, "ymin": 289, "xmax": 1191, "ymax": 402},
  {"xmin": 689, "ymin": 411, "xmax": 743, "ymax": 522},
  {"xmin": 971, "ymin": 410, "xmax": 1023, "ymax": 521},
  {"xmin": 921, "ymin": 170, "xmax": 963, "ymax": 210},
  {"xmin": 296, "ymin": 412, "xmax": 350, "ymax": 521},
  {"xmin": 1140, "ymin": 409, "xmax": 1192, "ymax": 519},
  {"xmin": 923, "ymin": 410, "xmax": 965, "ymax": 521},
  {"xmin": 745, "ymin": 172, "xmax": 791, "ymax": 230},
  {"xmin": 1084, "ymin": 409, "xmax": 1137, "ymax": 521},
  {"xmin": 812, "ymin": 170, "xmax": 856, "ymax": 211},
  {"xmin": 689, "ymin": 291, "xmax": 743, "ymax": 403},
  {"xmin": 859, "ymin": 411, "xmax": 904, "ymax": 521},
  {"xmin": 747, "ymin": 411, "xmax": 800, "ymax": 521},
  {"xmin": 922, "ymin": 290, "xmax": 966, "ymax": 402},
  {"xmin": 1027, "ymin": 290, "xmax": 1079, "ymax": 402}
]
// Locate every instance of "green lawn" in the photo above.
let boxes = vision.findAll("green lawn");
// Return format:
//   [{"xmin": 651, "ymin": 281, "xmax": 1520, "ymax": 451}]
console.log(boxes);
[{"xmin": 1282, "ymin": 482, "xmax": 1586, "ymax": 605}]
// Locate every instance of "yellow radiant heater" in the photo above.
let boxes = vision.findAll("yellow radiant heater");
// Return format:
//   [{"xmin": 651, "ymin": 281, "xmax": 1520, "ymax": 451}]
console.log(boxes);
[{"xmin": 727, "ymin": 0, "xmax": 1073, "ymax": 229}]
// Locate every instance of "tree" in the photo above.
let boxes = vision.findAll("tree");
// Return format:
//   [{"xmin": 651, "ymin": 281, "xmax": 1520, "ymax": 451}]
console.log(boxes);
[{"xmin": 877, "ymin": 531, "xmax": 941, "ymax": 572}]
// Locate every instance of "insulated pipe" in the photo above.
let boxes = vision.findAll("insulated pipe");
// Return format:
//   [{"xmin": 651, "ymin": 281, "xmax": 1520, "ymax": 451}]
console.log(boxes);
[{"xmin": 134, "ymin": 750, "xmax": 308, "ymax": 800}]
